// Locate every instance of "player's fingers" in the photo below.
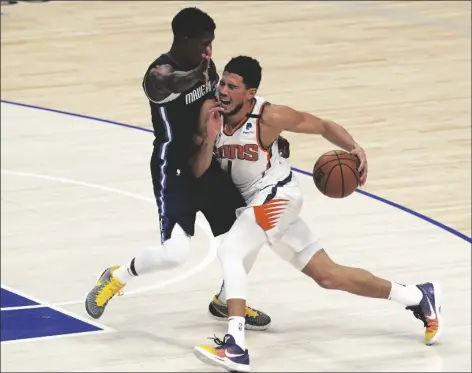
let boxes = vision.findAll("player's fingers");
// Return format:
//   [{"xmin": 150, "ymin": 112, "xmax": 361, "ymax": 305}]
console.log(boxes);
[
  {"xmin": 199, "ymin": 56, "xmax": 209, "ymax": 72},
  {"xmin": 209, "ymin": 107, "xmax": 223, "ymax": 119},
  {"xmin": 209, "ymin": 106, "xmax": 223, "ymax": 114},
  {"xmin": 353, "ymin": 152, "xmax": 365, "ymax": 171},
  {"xmin": 208, "ymin": 101, "xmax": 220, "ymax": 110},
  {"xmin": 358, "ymin": 159, "xmax": 365, "ymax": 173},
  {"xmin": 360, "ymin": 166, "xmax": 367, "ymax": 185}
]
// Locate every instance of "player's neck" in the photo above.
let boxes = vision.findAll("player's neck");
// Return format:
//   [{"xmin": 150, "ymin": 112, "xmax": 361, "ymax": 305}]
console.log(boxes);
[
  {"xmin": 167, "ymin": 46, "xmax": 194, "ymax": 70},
  {"xmin": 223, "ymin": 100, "xmax": 253, "ymax": 127}
]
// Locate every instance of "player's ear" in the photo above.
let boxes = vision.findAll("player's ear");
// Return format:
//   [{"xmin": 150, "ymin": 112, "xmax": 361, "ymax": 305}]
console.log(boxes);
[{"xmin": 247, "ymin": 88, "xmax": 257, "ymax": 99}]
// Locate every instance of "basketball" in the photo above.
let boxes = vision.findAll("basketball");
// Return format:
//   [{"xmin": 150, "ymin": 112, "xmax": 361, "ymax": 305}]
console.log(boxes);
[{"xmin": 313, "ymin": 150, "xmax": 360, "ymax": 198}]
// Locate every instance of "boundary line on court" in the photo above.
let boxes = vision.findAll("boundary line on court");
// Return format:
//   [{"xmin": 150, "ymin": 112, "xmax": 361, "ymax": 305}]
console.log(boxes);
[
  {"xmin": 0, "ymin": 169, "xmax": 218, "ymax": 312},
  {"xmin": 1, "ymin": 99, "xmax": 470, "ymax": 244}
]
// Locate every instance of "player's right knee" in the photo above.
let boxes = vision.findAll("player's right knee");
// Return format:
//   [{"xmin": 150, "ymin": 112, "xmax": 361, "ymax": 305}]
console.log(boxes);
[{"xmin": 217, "ymin": 243, "xmax": 243, "ymax": 268}]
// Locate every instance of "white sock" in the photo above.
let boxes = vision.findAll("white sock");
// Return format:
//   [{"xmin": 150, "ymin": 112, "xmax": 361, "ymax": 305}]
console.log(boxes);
[
  {"xmin": 228, "ymin": 316, "xmax": 245, "ymax": 349},
  {"xmin": 112, "ymin": 260, "xmax": 135, "ymax": 284},
  {"xmin": 388, "ymin": 282, "xmax": 423, "ymax": 306}
]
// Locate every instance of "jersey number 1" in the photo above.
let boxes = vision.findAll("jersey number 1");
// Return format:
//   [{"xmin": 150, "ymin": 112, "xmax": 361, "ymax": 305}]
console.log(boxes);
[{"xmin": 227, "ymin": 160, "xmax": 233, "ymax": 178}]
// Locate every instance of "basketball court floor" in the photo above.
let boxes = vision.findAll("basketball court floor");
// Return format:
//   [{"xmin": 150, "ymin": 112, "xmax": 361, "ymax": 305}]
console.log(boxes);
[{"xmin": 1, "ymin": 1, "xmax": 471, "ymax": 372}]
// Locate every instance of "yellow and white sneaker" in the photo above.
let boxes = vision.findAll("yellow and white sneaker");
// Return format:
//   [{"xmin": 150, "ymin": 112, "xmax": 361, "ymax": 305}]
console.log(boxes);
[{"xmin": 85, "ymin": 266, "xmax": 124, "ymax": 319}]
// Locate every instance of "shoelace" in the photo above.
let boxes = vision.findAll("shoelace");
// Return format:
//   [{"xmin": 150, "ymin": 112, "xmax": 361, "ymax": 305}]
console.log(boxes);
[
  {"xmin": 245, "ymin": 306, "xmax": 259, "ymax": 318},
  {"xmin": 96, "ymin": 280, "xmax": 124, "ymax": 306},
  {"xmin": 207, "ymin": 334, "xmax": 228, "ymax": 348},
  {"xmin": 406, "ymin": 305, "xmax": 427, "ymax": 327},
  {"xmin": 214, "ymin": 297, "xmax": 259, "ymax": 318}
]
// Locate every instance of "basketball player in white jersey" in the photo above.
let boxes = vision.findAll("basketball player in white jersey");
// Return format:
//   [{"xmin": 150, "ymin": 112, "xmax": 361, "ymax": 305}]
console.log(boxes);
[{"xmin": 192, "ymin": 56, "xmax": 442, "ymax": 372}]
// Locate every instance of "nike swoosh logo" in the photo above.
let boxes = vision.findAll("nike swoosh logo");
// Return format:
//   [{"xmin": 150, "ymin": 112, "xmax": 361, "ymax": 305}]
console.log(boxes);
[
  {"xmin": 426, "ymin": 297, "xmax": 437, "ymax": 320},
  {"xmin": 225, "ymin": 350, "xmax": 245, "ymax": 358}
]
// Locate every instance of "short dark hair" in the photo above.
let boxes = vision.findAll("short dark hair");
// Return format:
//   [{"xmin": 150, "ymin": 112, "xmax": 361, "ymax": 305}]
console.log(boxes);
[
  {"xmin": 172, "ymin": 7, "xmax": 216, "ymax": 38},
  {"xmin": 224, "ymin": 56, "xmax": 262, "ymax": 89}
]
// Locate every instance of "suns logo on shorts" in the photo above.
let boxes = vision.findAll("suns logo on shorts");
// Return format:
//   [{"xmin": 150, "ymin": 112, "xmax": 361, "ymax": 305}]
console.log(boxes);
[{"xmin": 216, "ymin": 144, "xmax": 259, "ymax": 161}]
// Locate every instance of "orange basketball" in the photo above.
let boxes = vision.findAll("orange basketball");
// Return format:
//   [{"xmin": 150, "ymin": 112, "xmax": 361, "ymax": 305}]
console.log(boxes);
[{"xmin": 313, "ymin": 150, "xmax": 360, "ymax": 198}]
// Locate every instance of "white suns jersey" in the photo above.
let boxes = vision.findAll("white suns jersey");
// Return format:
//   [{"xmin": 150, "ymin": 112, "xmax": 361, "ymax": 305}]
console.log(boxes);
[{"xmin": 215, "ymin": 96, "xmax": 292, "ymax": 201}]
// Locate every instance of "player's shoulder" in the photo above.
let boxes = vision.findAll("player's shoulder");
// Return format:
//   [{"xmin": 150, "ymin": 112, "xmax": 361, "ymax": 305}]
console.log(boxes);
[
  {"xmin": 147, "ymin": 53, "xmax": 173, "ymax": 70},
  {"xmin": 259, "ymin": 100, "xmax": 285, "ymax": 126},
  {"xmin": 143, "ymin": 53, "xmax": 179, "ymax": 105}
]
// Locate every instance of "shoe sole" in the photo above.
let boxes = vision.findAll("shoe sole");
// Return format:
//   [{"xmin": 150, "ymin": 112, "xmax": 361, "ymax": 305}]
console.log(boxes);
[
  {"xmin": 84, "ymin": 268, "xmax": 111, "ymax": 320},
  {"xmin": 193, "ymin": 346, "xmax": 250, "ymax": 372},
  {"xmin": 84, "ymin": 297, "xmax": 102, "ymax": 320},
  {"xmin": 207, "ymin": 310, "xmax": 271, "ymax": 331},
  {"xmin": 426, "ymin": 282, "xmax": 443, "ymax": 346}
]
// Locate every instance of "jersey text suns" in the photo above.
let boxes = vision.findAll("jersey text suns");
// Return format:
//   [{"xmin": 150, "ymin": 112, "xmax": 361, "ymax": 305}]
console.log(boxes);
[{"xmin": 216, "ymin": 144, "xmax": 259, "ymax": 162}]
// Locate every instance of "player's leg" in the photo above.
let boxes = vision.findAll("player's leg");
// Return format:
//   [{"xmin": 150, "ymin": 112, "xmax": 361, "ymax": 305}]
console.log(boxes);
[
  {"xmin": 194, "ymin": 207, "xmax": 267, "ymax": 372},
  {"xmin": 198, "ymin": 159, "xmax": 271, "ymax": 331},
  {"xmin": 273, "ymin": 218, "xmax": 443, "ymax": 345},
  {"xmin": 85, "ymin": 154, "xmax": 197, "ymax": 319},
  {"xmin": 194, "ymin": 171, "xmax": 298, "ymax": 372},
  {"xmin": 113, "ymin": 167, "xmax": 196, "ymax": 279}
]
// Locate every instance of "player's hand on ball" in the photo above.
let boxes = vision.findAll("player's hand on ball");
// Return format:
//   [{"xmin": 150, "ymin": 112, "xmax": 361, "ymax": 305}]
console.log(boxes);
[{"xmin": 350, "ymin": 144, "xmax": 368, "ymax": 186}]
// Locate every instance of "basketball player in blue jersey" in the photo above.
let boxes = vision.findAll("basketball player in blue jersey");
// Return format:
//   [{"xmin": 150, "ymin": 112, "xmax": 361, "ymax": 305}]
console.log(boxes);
[
  {"xmin": 192, "ymin": 56, "xmax": 442, "ymax": 372},
  {"xmin": 85, "ymin": 8, "xmax": 290, "ymax": 330}
]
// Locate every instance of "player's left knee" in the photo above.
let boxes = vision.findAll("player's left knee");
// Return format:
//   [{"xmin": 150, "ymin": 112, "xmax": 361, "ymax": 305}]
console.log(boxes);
[
  {"xmin": 312, "ymin": 266, "xmax": 341, "ymax": 289},
  {"xmin": 217, "ymin": 243, "xmax": 245, "ymax": 270},
  {"xmin": 303, "ymin": 249, "xmax": 341, "ymax": 290}
]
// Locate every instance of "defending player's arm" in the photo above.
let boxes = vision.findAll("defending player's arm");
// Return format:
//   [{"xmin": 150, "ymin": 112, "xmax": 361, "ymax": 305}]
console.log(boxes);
[
  {"xmin": 143, "ymin": 48, "xmax": 211, "ymax": 103},
  {"xmin": 262, "ymin": 104, "xmax": 368, "ymax": 185},
  {"xmin": 191, "ymin": 99, "xmax": 222, "ymax": 178}
]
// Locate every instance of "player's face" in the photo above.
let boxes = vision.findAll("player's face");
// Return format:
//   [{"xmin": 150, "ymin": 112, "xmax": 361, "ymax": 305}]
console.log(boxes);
[
  {"xmin": 218, "ymin": 72, "xmax": 256, "ymax": 116},
  {"xmin": 186, "ymin": 32, "xmax": 214, "ymax": 65}
]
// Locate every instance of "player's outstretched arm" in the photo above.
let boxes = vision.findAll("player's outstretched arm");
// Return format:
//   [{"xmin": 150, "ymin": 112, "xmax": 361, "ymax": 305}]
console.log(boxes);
[
  {"xmin": 191, "ymin": 98, "xmax": 222, "ymax": 178},
  {"xmin": 143, "ymin": 48, "xmax": 211, "ymax": 103},
  {"xmin": 263, "ymin": 104, "xmax": 368, "ymax": 184}
]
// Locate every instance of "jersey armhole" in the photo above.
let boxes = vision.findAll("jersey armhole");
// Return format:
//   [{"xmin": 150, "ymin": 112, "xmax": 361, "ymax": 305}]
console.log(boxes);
[{"xmin": 256, "ymin": 102, "xmax": 272, "ymax": 151}]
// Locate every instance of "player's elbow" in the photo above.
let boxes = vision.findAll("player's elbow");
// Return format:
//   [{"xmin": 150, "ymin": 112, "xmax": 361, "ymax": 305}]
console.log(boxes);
[
  {"xmin": 320, "ymin": 119, "xmax": 336, "ymax": 136},
  {"xmin": 144, "ymin": 77, "xmax": 165, "ymax": 102},
  {"xmin": 193, "ymin": 163, "xmax": 209, "ymax": 179},
  {"xmin": 291, "ymin": 113, "xmax": 326, "ymax": 135}
]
